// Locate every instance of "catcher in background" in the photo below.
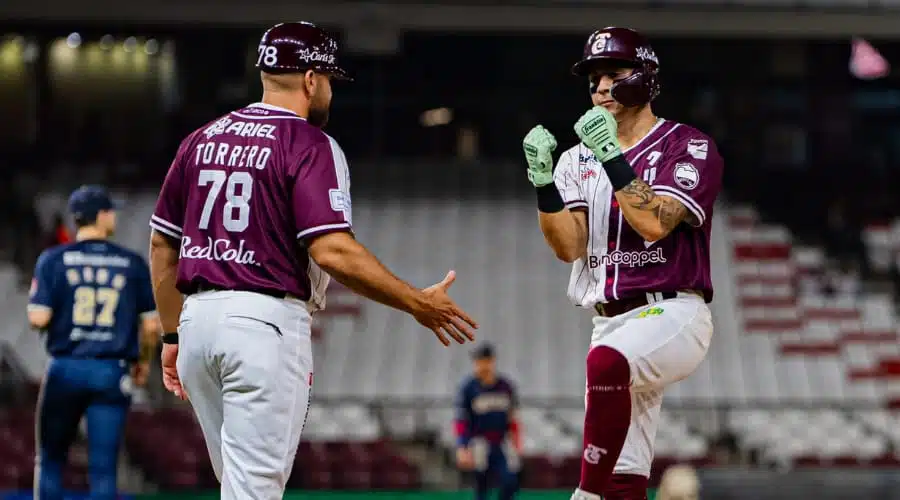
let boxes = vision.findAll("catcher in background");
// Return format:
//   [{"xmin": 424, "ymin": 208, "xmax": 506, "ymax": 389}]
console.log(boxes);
[
  {"xmin": 523, "ymin": 27, "xmax": 722, "ymax": 500},
  {"xmin": 454, "ymin": 344, "xmax": 522, "ymax": 500}
]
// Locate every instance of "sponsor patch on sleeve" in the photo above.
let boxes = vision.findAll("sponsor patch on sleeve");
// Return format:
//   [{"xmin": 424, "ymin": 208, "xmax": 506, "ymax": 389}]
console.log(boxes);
[
  {"xmin": 686, "ymin": 138, "xmax": 708, "ymax": 160},
  {"xmin": 329, "ymin": 189, "xmax": 351, "ymax": 212}
]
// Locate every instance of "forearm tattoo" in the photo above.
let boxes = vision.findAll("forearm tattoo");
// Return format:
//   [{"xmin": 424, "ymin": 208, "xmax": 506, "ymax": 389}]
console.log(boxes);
[{"xmin": 619, "ymin": 179, "xmax": 697, "ymax": 231}]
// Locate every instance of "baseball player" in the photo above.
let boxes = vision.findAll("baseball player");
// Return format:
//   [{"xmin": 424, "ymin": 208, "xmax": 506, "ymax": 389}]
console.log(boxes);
[
  {"xmin": 148, "ymin": 21, "xmax": 477, "ymax": 500},
  {"xmin": 454, "ymin": 344, "xmax": 521, "ymax": 500},
  {"xmin": 522, "ymin": 28, "xmax": 722, "ymax": 500},
  {"xmin": 28, "ymin": 185, "xmax": 159, "ymax": 500}
]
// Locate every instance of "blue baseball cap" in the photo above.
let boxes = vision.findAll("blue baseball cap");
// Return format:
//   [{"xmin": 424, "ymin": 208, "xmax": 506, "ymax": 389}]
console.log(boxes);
[{"xmin": 67, "ymin": 185, "xmax": 119, "ymax": 222}]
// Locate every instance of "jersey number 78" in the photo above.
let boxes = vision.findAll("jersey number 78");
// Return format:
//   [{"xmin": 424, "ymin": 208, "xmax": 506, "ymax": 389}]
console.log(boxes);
[{"xmin": 198, "ymin": 170, "xmax": 254, "ymax": 233}]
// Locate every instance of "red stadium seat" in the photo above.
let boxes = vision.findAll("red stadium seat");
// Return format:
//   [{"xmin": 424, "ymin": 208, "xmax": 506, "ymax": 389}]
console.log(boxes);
[
  {"xmin": 119, "ymin": 409, "xmax": 427, "ymax": 491},
  {"xmin": 0, "ymin": 464, "xmax": 23, "ymax": 491},
  {"xmin": 304, "ymin": 468, "xmax": 333, "ymax": 489},
  {"xmin": 376, "ymin": 464, "xmax": 419, "ymax": 490},
  {"xmin": 164, "ymin": 470, "xmax": 200, "ymax": 490},
  {"xmin": 336, "ymin": 462, "xmax": 373, "ymax": 490}
]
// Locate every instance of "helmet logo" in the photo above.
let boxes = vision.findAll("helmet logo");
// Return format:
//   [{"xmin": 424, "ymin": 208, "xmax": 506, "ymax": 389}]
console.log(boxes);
[
  {"xmin": 635, "ymin": 46, "xmax": 659, "ymax": 64},
  {"xmin": 296, "ymin": 48, "xmax": 336, "ymax": 65},
  {"xmin": 590, "ymin": 33, "xmax": 611, "ymax": 55}
]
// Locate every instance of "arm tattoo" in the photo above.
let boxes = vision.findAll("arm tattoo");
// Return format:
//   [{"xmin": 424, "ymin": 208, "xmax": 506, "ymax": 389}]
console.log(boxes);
[{"xmin": 619, "ymin": 179, "xmax": 698, "ymax": 231}]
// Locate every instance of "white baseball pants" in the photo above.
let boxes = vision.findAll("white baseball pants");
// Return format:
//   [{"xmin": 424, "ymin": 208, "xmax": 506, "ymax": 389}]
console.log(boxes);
[
  {"xmin": 176, "ymin": 290, "xmax": 314, "ymax": 500},
  {"xmin": 588, "ymin": 292, "xmax": 713, "ymax": 477}
]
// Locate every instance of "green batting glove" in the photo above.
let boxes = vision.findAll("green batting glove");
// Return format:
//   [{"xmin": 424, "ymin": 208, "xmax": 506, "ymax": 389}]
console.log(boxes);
[
  {"xmin": 574, "ymin": 106, "xmax": 622, "ymax": 163},
  {"xmin": 522, "ymin": 125, "xmax": 558, "ymax": 187}
]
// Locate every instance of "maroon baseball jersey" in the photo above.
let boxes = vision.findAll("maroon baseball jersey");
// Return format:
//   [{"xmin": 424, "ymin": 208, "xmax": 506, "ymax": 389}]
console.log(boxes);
[
  {"xmin": 150, "ymin": 102, "xmax": 352, "ymax": 310},
  {"xmin": 552, "ymin": 119, "xmax": 723, "ymax": 306}
]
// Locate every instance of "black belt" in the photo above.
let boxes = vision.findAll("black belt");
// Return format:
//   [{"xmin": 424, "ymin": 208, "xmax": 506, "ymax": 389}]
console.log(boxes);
[
  {"xmin": 594, "ymin": 290, "xmax": 699, "ymax": 318},
  {"xmin": 191, "ymin": 284, "xmax": 288, "ymax": 300}
]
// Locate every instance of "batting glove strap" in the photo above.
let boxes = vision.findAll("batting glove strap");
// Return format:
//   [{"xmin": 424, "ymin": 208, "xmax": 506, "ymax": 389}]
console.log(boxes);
[
  {"xmin": 162, "ymin": 332, "xmax": 179, "ymax": 345},
  {"xmin": 535, "ymin": 184, "xmax": 565, "ymax": 213},
  {"xmin": 602, "ymin": 154, "xmax": 637, "ymax": 191}
]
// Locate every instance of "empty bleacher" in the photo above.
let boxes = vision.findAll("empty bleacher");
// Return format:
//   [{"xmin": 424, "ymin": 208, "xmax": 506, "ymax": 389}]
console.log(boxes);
[{"xmin": 7, "ymin": 190, "xmax": 900, "ymax": 491}]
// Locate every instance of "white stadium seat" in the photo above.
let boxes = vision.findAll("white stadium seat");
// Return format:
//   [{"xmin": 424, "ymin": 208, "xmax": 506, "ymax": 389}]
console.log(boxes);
[{"xmin": 14, "ymin": 192, "xmax": 900, "ymax": 466}]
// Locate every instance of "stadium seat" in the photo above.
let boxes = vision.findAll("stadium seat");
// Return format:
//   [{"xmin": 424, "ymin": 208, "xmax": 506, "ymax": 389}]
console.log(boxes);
[{"xmin": 16, "ymin": 192, "xmax": 900, "ymax": 482}]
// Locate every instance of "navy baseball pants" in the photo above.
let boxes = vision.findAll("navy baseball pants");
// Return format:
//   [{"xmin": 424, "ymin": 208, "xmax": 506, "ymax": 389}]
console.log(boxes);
[
  {"xmin": 474, "ymin": 443, "xmax": 520, "ymax": 500},
  {"xmin": 36, "ymin": 358, "xmax": 131, "ymax": 500}
]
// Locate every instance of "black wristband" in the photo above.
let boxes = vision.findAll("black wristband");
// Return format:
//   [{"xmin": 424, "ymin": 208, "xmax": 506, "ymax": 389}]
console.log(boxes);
[
  {"xmin": 601, "ymin": 154, "xmax": 638, "ymax": 191},
  {"xmin": 162, "ymin": 332, "xmax": 179, "ymax": 345},
  {"xmin": 535, "ymin": 184, "xmax": 565, "ymax": 213}
]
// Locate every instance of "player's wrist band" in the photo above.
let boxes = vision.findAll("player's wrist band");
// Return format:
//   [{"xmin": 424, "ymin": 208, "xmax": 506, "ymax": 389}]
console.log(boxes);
[
  {"xmin": 535, "ymin": 184, "xmax": 565, "ymax": 213},
  {"xmin": 602, "ymin": 154, "xmax": 638, "ymax": 191},
  {"xmin": 162, "ymin": 332, "xmax": 179, "ymax": 345}
]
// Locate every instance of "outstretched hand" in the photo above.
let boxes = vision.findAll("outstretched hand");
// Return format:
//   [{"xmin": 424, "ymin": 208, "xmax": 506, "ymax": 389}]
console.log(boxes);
[{"xmin": 414, "ymin": 270, "xmax": 478, "ymax": 346}]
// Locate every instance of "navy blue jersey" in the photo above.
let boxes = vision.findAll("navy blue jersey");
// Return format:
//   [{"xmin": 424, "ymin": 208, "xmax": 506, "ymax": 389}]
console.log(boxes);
[
  {"xmin": 455, "ymin": 375, "xmax": 519, "ymax": 446},
  {"xmin": 28, "ymin": 239, "xmax": 156, "ymax": 360}
]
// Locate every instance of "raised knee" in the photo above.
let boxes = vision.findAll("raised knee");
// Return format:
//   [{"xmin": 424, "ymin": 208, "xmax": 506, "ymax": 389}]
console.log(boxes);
[{"xmin": 586, "ymin": 346, "xmax": 630, "ymax": 388}]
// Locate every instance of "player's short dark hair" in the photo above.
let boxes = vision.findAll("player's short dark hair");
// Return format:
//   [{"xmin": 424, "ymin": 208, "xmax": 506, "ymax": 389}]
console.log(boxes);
[{"xmin": 471, "ymin": 344, "xmax": 495, "ymax": 360}]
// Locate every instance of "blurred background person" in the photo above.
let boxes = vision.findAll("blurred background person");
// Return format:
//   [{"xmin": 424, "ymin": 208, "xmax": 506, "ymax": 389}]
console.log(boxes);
[
  {"xmin": 455, "ymin": 344, "xmax": 522, "ymax": 500},
  {"xmin": 27, "ymin": 185, "xmax": 158, "ymax": 500},
  {"xmin": 656, "ymin": 465, "xmax": 700, "ymax": 500}
]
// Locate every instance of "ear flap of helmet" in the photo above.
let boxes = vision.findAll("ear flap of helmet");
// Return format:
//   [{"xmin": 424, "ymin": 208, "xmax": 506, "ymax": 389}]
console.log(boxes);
[{"xmin": 609, "ymin": 63, "xmax": 660, "ymax": 107}]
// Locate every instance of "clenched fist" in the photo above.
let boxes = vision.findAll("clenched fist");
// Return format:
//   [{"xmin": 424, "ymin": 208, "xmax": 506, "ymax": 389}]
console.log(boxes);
[
  {"xmin": 574, "ymin": 106, "xmax": 622, "ymax": 163},
  {"xmin": 522, "ymin": 125, "xmax": 558, "ymax": 187}
]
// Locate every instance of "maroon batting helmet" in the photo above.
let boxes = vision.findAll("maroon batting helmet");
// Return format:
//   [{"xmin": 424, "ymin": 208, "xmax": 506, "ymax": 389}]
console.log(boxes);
[
  {"xmin": 256, "ymin": 21, "xmax": 352, "ymax": 81},
  {"xmin": 571, "ymin": 27, "xmax": 660, "ymax": 107}
]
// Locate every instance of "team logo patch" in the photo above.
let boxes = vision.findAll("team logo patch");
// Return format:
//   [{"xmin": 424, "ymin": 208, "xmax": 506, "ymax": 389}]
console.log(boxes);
[
  {"xmin": 674, "ymin": 163, "xmax": 700, "ymax": 190},
  {"xmin": 583, "ymin": 444, "xmax": 607, "ymax": 465},
  {"xmin": 686, "ymin": 138, "xmax": 709, "ymax": 160}
]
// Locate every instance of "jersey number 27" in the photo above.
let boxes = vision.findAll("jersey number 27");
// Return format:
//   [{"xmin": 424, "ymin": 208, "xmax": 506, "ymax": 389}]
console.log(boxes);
[{"xmin": 67, "ymin": 267, "xmax": 125, "ymax": 328}]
